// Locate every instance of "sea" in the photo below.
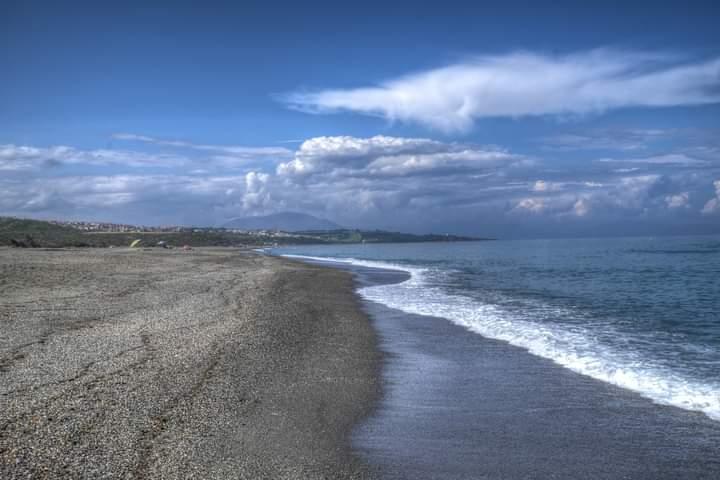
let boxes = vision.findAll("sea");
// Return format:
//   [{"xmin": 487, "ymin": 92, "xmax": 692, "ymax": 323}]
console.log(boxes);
[{"xmin": 269, "ymin": 235, "xmax": 720, "ymax": 478}]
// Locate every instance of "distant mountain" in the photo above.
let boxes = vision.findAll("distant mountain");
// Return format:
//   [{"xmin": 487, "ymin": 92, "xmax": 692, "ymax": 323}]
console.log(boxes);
[{"xmin": 222, "ymin": 212, "xmax": 342, "ymax": 232}]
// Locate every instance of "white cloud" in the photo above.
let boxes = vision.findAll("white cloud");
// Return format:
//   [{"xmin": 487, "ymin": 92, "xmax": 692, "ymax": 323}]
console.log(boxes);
[
  {"xmin": 512, "ymin": 174, "xmax": 671, "ymax": 219},
  {"xmin": 242, "ymin": 171, "xmax": 272, "ymax": 210},
  {"xmin": 573, "ymin": 198, "xmax": 590, "ymax": 216},
  {"xmin": 665, "ymin": 192, "xmax": 690, "ymax": 208},
  {"xmin": 283, "ymin": 50, "xmax": 720, "ymax": 132},
  {"xmin": 367, "ymin": 149, "xmax": 516, "ymax": 176},
  {"xmin": 703, "ymin": 198, "xmax": 720, "ymax": 214},
  {"xmin": 530, "ymin": 180, "xmax": 603, "ymax": 193},
  {"xmin": 0, "ymin": 174, "xmax": 251, "ymax": 216},
  {"xmin": 514, "ymin": 198, "xmax": 547, "ymax": 213},
  {"xmin": 4, "ymin": 135, "xmax": 719, "ymax": 233},
  {"xmin": 532, "ymin": 180, "xmax": 563, "ymax": 192},
  {"xmin": 701, "ymin": 180, "xmax": 720, "ymax": 214},
  {"xmin": 112, "ymin": 133, "xmax": 292, "ymax": 161},
  {"xmin": 277, "ymin": 135, "xmax": 522, "ymax": 177},
  {"xmin": 0, "ymin": 144, "xmax": 184, "ymax": 169},
  {"xmin": 614, "ymin": 175, "xmax": 662, "ymax": 209},
  {"xmin": 512, "ymin": 193, "xmax": 590, "ymax": 216},
  {"xmin": 277, "ymin": 135, "xmax": 445, "ymax": 176},
  {"xmin": 1, "ymin": 137, "xmax": 293, "ymax": 172}
]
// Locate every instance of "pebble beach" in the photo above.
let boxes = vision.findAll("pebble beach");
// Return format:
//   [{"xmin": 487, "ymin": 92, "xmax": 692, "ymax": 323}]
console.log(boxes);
[{"xmin": 0, "ymin": 248, "xmax": 379, "ymax": 479}]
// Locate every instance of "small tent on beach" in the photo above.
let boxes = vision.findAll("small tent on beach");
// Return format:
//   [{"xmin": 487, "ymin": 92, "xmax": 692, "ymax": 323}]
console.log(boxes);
[{"xmin": 129, "ymin": 239, "xmax": 142, "ymax": 248}]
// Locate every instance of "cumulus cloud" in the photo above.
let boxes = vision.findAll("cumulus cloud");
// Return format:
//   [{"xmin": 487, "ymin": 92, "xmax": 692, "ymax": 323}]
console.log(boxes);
[
  {"xmin": 277, "ymin": 135, "xmax": 523, "ymax": 177},
  {"xmin": 514, "ymin": 198, "xmax": 549, "ymax": 213},
  {"xmin": 512, "ymin": 174, "xmax": 684, "ymax": 219},
  {"xmin": 3, "ymin": 134, "xmax": 719, "ymax": 235},
  {"xmin": 242, "ymin": 171, "xmax": 272, "ymax": 210},
  {"xmin": 573, "ymin": 198, "xmax": 591, "ymax": 217},
  {"xmin": 277, "ymin": 135, "xmax": 446, "ymax": 176},
  {"xmin": 283, "ymin": 50, "xmax": 720, "ymax": 132},
  {"xmin": 512, "ymin": 193, "xmax": 586, "ymax": 216},
  {"xmin": 701, "ymin": 180, "xmax": 720, "ymax": 214},
  {"xmin": 366, "ymin": 149, "xmax": 516, "ymax": 176},
  {"xmin": 665, "ymin": 192, "xmax": 690, "ymax": 208}
]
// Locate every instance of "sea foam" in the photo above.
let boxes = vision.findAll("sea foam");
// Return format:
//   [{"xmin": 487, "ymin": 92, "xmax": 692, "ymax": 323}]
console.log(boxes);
[{"xmin": 283, "ymin": 253, "xmax": 720, "ymax": 422}]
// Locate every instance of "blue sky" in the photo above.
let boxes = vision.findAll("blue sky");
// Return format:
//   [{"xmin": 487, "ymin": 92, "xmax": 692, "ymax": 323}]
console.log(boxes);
[{"xmin": 2, "ymin": 0, "xmax": 719, "ymax": 237}]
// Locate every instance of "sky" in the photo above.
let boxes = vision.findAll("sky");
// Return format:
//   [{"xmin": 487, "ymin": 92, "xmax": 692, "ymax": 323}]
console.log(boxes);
[{"xmin": 2, "ymin": 0, "xmax": 719, "ymax": 238}]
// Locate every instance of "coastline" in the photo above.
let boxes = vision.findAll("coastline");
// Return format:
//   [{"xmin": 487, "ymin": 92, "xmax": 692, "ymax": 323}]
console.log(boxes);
[
  {"xmin": 0, "ymin": 248, "xmax": 380, "ymax": 479},
  {"xmin": 325, "ymin": 259, "xmax": 720, "ymax": 479}
]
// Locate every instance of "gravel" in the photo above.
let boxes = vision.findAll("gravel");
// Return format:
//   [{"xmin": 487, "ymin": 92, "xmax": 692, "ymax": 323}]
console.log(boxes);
[{"xmin": 0, "ymin": 247, "xmax": 379, "ymax": 479}]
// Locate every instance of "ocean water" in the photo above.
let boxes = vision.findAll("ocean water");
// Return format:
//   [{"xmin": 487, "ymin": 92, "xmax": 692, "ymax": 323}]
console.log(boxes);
[{"xmin": 272, "ymin": 235, "xmax": 720, "ymax": 421}]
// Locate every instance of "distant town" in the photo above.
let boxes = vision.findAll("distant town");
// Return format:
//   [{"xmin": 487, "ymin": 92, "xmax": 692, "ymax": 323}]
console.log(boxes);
[
  {"xmin": 1, "ymin": 216, "xmax": 488, "ymax": 249},
  {"xmin": 48, "ymin": 219, "xmax": 290, "ymax": 236},
  {"xmin": 49, "ymin": 220, "xmax": 188, "ymax": 233}
]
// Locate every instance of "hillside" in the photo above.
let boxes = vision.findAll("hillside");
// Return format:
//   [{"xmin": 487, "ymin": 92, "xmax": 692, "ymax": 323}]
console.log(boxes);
[
  {"xmin": 223, "ymin": 212, "xmax": 341, "ymax": 232},
  {"xmin": 0, "ymin": 217, "xmax": 92, "ymax": 247},
  {"xmin": 1, "ymin": 217, "xmax": 488, "ymax": 248},
  {"xmin": 0, "ymin": 217, "xmax": 284, "ymax": 248}
]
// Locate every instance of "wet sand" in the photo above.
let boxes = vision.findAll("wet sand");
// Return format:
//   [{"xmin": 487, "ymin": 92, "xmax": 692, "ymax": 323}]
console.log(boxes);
[
  {"xmin": 348, "ymin": 264, "xmax": 720, "ymax": 480},
  {"xmin": 0, "ymin": 248, "xmax": 379, "ymax": 479}
]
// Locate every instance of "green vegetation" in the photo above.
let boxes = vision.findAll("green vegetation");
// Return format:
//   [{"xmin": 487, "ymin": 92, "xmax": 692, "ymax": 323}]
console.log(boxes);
[
  {"xmin": 0, "ymin": 217, "xmax": 259, "ymax": 248},
  {"xmin": 0, "ymin": 217, "xmax": 92, "ymax": 247},
  {"xmin": 0, "ymin": 217, "xmax": 489, "ymax": 248}
]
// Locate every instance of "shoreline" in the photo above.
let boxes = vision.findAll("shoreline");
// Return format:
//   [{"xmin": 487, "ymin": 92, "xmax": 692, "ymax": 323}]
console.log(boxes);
[
  {"xmin": 0, "ymin": 248, "xmax": 380, "ymax": 479},
  {"xmin": 321, "ymin": 259, "xmax": 720, "ymax": 479}
]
